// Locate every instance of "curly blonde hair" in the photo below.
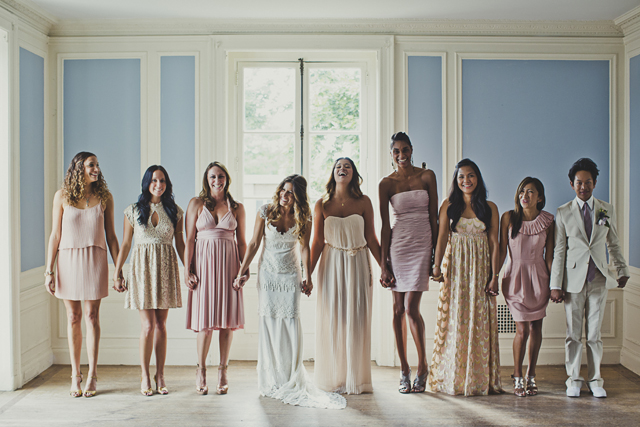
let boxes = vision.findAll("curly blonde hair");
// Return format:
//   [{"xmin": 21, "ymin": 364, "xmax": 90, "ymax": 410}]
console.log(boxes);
[
  {"xmin": 199, "ymin": 162, "xmax": 238, "ymax": 212},
  {"xmin": 62, "ymin": 152, "xmax": 111, "ymax": 207},
  {"xmin": 266, "ymin": 175, "xmax": 311, "ymax": 242},
  {"xmin": 322, "ymin": 157, "xmax": 363, "ymax": 205}
]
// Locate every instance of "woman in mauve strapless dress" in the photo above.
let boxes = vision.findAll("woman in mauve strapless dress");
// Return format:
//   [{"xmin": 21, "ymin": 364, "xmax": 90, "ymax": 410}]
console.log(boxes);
[
  {"xmin": 379, "ymin": 132, "xmax": 439, "ymax": 394},
  {"xmin": 499, "ymin": 177, "xmax": 554, "ymax": 397},
  {"xmin": 44, "ymin": 152, "xmax": 120, "ymax": 398},
  {"xmin": 311, "ymin": 157, "xmax": 381, "ymax": 395},
  {"xmin": 184, "ymin": 162, "xmax": 247, "ymax": 396}
]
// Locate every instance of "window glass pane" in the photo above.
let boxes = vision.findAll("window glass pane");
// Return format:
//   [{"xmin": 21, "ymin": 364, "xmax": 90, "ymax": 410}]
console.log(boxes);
[
  {"xmin": 309, "ymin": 134, "xmax": 360, "ymax": 201},
  {"xmin": 309, "ymin": 68, "xmax": 360, "ymax": 132},
  {"xmin": 244, "ymin": 67, "xmax": 295, "ymax": 132}
]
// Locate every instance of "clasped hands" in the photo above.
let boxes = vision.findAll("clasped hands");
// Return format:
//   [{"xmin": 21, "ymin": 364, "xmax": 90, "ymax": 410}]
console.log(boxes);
[{"xmin": 112, "ymin": 274, "xmax": 127, "ymax": 292}]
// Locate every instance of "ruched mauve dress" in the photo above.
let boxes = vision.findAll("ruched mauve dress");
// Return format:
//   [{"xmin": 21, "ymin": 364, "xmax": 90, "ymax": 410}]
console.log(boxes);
[
  {"xmin": 501, "ymin": 210, "xmax": 553, "ymax": 322},
  {"xmin": 186, "ymin": 207, "xmax": 244, "ymax": 332},
  {"xmin": 389, "ymin": 189, "xmax": 432, "ymax": 292},
  {"xmin": 55, "ymin": 203, "xmax": 109, "ymax": 301}
]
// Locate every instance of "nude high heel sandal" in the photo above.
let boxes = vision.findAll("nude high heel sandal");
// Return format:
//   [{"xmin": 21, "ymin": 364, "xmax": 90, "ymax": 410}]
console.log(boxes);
[
  {"xmin": 70, "ymin": 373, "xmax": 83, "ymax": 398},
  {"xmin": 217, "ymin": 365, "xmax": 228, "ymax": 395},
  {"xmin": 196, "ymin": 365, "xmax": 208, "ymax": 395}
]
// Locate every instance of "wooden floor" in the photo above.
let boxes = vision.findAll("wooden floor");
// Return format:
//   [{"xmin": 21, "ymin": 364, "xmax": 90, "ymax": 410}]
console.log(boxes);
[{"xmin": 1, "ymin": 363, "xmax": 639, "ymax": 426}]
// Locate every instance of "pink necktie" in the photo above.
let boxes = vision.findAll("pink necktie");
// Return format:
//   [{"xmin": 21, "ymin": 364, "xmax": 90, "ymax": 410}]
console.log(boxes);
[{"xmin": 583, "ymin": 203, "xmax": 596, "ymax": 282}]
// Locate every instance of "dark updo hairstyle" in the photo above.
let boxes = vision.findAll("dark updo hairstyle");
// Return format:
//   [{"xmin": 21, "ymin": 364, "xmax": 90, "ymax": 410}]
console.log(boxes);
[
  {"xmin": 509, "ymin": 177, "xmax": 546, "ymax": 239},
  {"xmin": 136, "ymin": 165, "xmax": 179, "ymax": 227},
  {"xmin": 389, "ymin": 131, "xmax": 412, "ymax": 150},
  {"xmin": 446, "ymin": 158, "xmax": 492, "ymax": 232},
  {"xmin": 568, "ymin": 157, "xmax": 599, "ymax": 183}
]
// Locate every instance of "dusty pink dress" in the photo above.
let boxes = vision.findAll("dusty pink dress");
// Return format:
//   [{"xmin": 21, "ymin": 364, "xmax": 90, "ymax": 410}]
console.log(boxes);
[
  {"xmin": 502, "ymin": 210, "xmax": 553, "ymax": 322},
  {"xmin": 389, "ymin": 189, "xmax": 432, "ymax": 292},
  {"xmin": 55, "ymin": 203, "xmax": 109, "ymax": 301},
  {"xmin": 186, "ymin": 207, "xmax": 244, "ymax": 331}
]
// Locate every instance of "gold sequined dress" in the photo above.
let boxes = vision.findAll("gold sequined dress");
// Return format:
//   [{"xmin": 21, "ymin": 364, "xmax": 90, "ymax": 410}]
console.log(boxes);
[{"xmin": 428, "ymin": 217, "xmax": 503, "ymax": 396}]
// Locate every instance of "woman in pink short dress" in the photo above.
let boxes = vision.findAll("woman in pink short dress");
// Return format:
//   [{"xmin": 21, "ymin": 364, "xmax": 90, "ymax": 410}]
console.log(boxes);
[
  {"xmin": 44, "ymin": 151, "xmax": 120, "ymax": 398},
  {"xmin": 379, "ymin": 132, "xmax": 438, "ymax": 394},
  {"xmin": 499, "ymin": 177, "xmax": 554, "ymax": 397},
  {"xmin": 184, "ymin": 162, "xmax": 246, "ymax": 395}
]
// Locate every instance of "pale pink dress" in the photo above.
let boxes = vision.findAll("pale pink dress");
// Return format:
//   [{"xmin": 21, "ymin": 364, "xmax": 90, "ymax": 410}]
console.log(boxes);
[
  {"xmin": 186, "ymin": 207, "xmax": 244, "ymax": 331},
  {"xmin": 502, "ymin": 210, "xmax": 553, "ymax": 322},
  {"xmin": 55, "ymin": 203, "xmax": 109, "ymax": 301},
  {"xmin": 389, "ymin": 189, "xmax": 432, "ymax": 292}
]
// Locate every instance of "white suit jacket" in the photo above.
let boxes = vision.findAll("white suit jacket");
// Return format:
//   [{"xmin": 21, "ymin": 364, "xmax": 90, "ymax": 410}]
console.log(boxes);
[{"xmin": 550, "ymin": 198, "xmax": 629, "ymax": 292}]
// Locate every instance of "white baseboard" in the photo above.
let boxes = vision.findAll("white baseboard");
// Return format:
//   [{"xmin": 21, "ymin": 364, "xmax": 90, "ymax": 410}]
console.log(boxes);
[
  {"xmin": 621, "ymin": 347, "xmax": 640, "ymax": 375},
  {"xmin": 21, "ymin": 348, "xmax": 53, "ymax": 386}
]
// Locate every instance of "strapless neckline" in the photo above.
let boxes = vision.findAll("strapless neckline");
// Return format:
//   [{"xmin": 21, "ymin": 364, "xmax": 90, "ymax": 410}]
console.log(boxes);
[{"xmin": 390, "ymin": 189, "xmax": 428, "ymax": 201}]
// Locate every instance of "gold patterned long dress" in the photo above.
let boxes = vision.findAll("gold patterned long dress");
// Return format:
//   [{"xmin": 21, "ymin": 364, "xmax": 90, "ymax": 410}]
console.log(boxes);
[{"xmin": 428, "ymin": 217, "xmax": 503, "ymax": 396}]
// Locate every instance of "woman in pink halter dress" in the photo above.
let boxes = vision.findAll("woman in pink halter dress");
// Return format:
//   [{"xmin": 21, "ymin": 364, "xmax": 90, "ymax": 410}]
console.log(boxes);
[
  {"xmin": 379, "ymin": 132, "xmax": 438, "ymax": 394},
  {"xmin": 184, "ymin": 162, "xmax": 246, "ymax": 396},
  {"xmin": 44, "ymin": 152, "xmax": 120, "ymax": 398}
]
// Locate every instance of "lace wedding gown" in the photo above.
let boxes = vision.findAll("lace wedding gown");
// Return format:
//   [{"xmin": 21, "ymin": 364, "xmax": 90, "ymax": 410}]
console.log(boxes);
[{"xmin": 256, "ymin": 205, "xmax": 346, "ymax": 409}]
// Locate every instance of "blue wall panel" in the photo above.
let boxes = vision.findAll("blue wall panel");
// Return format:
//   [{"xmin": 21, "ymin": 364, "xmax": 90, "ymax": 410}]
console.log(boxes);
[
  {"xmin": 462, "ymin": 59, "xmax": 610, "ymax": 219},
  {"xmin": 408, "ymin": 56, "xmax": 443, "ymax": 191},
  {"xmin": 64, "ymin": 58, "xmax": 141, "ymax": 260},
  {"xmin": 19, "ymin": 48, "xmax": 45, "ymax": 272},
  {"xmin": 161, "ymin": 56, "xmax": 195, "ymax": 213},
  {"xmin": 630, "ymin": 55, "xmax": 640, "ymax": 268}
]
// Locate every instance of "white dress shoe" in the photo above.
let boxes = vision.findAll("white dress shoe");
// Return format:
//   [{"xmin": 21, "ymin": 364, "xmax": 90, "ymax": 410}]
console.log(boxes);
[
  {"xmin": 590, "ymin": 386, "xmax": 607, "ymax": 398},
  {"xmin": 566, "ymin": 386, "xmax": 581, "ymax": 397}
]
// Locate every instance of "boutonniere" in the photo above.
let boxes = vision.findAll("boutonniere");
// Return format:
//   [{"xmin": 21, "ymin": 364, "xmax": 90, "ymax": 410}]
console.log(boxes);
[{"xmin": 596, "ymin": 209, "xmax": 610, "ymax": 228}]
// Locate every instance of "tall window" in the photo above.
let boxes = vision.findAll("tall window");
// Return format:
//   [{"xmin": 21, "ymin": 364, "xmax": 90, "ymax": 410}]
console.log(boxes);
[{"xmin": 233, "ymin": 55, "xmax": 372, "ymax": 237}]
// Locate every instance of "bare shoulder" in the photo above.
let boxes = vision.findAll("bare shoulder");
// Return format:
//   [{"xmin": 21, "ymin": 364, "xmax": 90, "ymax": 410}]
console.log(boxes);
[
  {"xmin": 487, "ymin": 201, "xmax": 499, "ymax": 213},
  {"xmin": 419, "ymin": 168, "xmax": 436, "ymax": 183},
  {"xmin": 53, "ymin": 189, "xmax": 64, "ymax": 202},
  {"xmin": 188, "ymin": 197, "xmax": 204, "ymax": 208},
  {"xmin": 358, "ymin": 194, "xmax": 373, "ymax": 209},
  {"xmin": 501, "ymin": 210, "xmax": 512, "ymax": 222}
]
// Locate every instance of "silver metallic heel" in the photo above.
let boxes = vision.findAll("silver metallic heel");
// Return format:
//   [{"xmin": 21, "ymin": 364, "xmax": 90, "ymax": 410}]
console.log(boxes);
[
  {"xmin": 399, "ymin": 369, "xmax": 411, "ymax": 394},
  {"xmin": 411, "ymin": 370, "xmax": 428, "ymax": 393},
  {"xmin": 525, "ymin": 376, "xmax": 538, "ymax": 396},
  {"xmin": 512, "ymin": 375, "xmax": 526, "ymax": 397}
]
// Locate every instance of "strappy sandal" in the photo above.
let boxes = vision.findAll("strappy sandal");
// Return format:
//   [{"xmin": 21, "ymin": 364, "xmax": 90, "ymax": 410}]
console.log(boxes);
[
  {"xmin": 525, "ymin": 376, "xmax": 538, "ymax": 396},
  {"xmin": 141, "ymin": 376, "xmax": 153, "ymax": 397},
  {"xmin": 196, "ymin": 365, "xmax": 208, "ymax": 395},
  {"xmin": 70, "ymin": 373, "xmax": 83, "ymax": 398},
  {"xmin": 154, "ymin": 374, "xmax": 168, "ymax": 395},
  {"xmin": 399, "ymin": 369, "xmax": 412, "ymax": 394},
  {"xmin": 412, "ymin": 370, "xmax": 428, "ymax": 393},
  {"xmin": 83, "ymin": 376, "xmax": 98, "ymax": 398},
  {"xmin": 217, "ymin": 365, "xmax": 228, "ymax": 395},
  {"xmin": 512, "ymin": 375, "xmax": 526, "ymax": 397}
]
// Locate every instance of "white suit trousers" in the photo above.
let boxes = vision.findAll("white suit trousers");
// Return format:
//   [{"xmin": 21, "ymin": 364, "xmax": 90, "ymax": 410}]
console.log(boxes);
[{"xmin": 564, "ymin": 271, "xmax": 607, "ymax": 389}]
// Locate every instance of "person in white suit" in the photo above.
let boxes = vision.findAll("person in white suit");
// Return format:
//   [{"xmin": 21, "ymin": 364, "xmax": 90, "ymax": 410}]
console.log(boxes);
[{"xmin": 549, "ymin": 158, "xmax": 629, "ymax": 398}]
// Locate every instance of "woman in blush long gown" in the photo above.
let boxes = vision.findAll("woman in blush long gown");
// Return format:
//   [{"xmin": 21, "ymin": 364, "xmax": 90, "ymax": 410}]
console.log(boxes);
[
  {"xmin": 310, "ymin": 158, "xmax": 382, "ymax": 395},
  {"xmin": 379, "ymin": 132, "xmax": 438, "ymax": 393},
  {"xmin": 184, "ymin": 162, "xmax": 246, "ymax": 395},
  {"xmin": 429, "ymin": 158, "xmax": 503, "ymax": 396},
  {"xmin": 234, "ymin": 174, "xmax": 346, "ymax": 409},
  {"xmin": 44, "ymin": 151, "xmax": 120, "ymax": 398}
]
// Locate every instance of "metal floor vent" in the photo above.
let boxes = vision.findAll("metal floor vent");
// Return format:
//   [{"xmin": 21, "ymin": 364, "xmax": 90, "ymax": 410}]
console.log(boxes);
[{"xmin": 497, "ymin": 304, "xmax": 516, "ymax": 334}]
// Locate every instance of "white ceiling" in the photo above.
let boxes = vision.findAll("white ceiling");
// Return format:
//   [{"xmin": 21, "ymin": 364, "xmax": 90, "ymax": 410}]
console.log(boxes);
[{"xmin": 23, "ymin": 0, "xmax": 640, "ymax": 22}]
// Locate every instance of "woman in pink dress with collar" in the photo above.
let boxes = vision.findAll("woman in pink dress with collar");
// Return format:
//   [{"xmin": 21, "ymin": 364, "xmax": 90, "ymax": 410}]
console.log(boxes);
[
  {"xmin": 499, "ymin": 177, "xmax": 554, "ymax": 397},
  {"xmin": 184, "ymin": 162, "xmax": 247, "ymax": 396},
  {"xmin": 379, "ymin": 132, "xmax": 439, "ymax": 394}
]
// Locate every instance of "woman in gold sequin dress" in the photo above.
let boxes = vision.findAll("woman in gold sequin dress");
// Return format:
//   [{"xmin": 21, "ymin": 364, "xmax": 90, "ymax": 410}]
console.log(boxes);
[{"xmin": 429, "ymin": 158, "xmax": 503, "ymax": 396}]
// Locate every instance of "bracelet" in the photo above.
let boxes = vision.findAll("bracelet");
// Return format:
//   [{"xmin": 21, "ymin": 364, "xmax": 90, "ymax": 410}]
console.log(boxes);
[
  {"xmin": 432, "ymin": 264, "xmax": 440, "ymax": 271},
  {"xmin": 44, "ymin": 270, "xmax": 54, "ymax": 277},
  {"xmin": 431, "ymin": 273, "xmax": 443, "ymax": 281},
  {"xmin": 494, "ymin": 273, "xmax": 500, "ymax": 277}
]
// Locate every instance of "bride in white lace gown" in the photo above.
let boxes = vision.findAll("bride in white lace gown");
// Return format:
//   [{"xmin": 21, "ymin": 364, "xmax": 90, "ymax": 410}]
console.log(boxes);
[{"xmin": 235, "ymin": 175, "xmax": 346, "ymax": 409}]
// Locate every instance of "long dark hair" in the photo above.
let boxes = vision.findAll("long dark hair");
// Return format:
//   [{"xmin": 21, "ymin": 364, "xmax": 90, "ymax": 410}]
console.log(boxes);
[
  {"xmin": 447, "ymin": 158, "xmax": 491, "ymax": 232},
  {"xmin": 199, "ymin": 162, "xmax": 238, "ymax": 212},
  {"xmin": 509, "ymin": 177, "xmax": 546, "ymax": 239},
  {"xmin": 136, "ymin": 165, "xmax": 179, "ymax": 227},
  {"xmin": 322, "ymin": 157, "xmax": 363, "ymax": 205},
  {"xmin": 266, "ymin": 174, "xmax": 312, "ymax": 242}
]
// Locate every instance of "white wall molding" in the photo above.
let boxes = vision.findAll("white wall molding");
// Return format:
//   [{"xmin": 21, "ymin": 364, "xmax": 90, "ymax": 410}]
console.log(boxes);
[
  {"xmin": 47, "ymin": 18, "xmax": 624, "ymax": 39},
  {"xmin": 615, "ymin": 5, "xmax": 640, "ymax": 39},
  {"xmin": 0, "ymin": 0, "xmax": 55, "ymax": 36}
]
